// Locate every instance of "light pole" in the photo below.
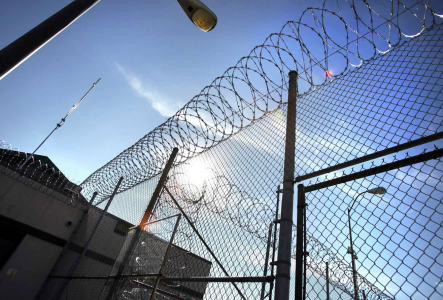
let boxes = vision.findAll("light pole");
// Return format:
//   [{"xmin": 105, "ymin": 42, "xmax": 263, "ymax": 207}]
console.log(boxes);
[
  {"xmin": 0, "ymin": 0, "xmax": 217, "ymax": 80},
  {"xmin": 347, "ymin": 186, "xmax": 387, "ymax": 300}
]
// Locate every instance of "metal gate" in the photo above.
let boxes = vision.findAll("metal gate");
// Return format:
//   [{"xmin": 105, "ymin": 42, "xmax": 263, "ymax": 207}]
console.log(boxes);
[{"xmin": 295, "ymin": 142, "xmax": 443, "ymax": 299}]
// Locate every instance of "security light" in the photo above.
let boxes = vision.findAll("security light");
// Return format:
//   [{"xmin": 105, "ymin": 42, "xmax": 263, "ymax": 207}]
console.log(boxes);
[
  {"xmin": 177, "ymin": 0, "xmax": 217, "ymax": 32},
  {"xmin": 366, "ymin": 186, "xmax": 387, "ymax": 195}
]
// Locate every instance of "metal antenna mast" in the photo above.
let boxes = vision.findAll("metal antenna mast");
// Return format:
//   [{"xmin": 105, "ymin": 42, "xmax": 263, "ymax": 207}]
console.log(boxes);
[{"xmin": 19, "ymin": 78, "xmax": 101, "ymax": 170}]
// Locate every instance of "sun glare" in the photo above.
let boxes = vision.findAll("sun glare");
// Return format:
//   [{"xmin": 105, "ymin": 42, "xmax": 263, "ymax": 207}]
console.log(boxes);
[{"xmin": 186, "ymin": 161, "xmax": 211, "ymax": 188}]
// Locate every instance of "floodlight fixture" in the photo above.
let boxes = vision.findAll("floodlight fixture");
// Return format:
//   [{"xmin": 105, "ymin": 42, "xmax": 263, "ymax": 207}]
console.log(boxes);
[
  {"xmin": 366, "ymin": 186, "xmax": 387, "ymax": 195},
  {"xmin": 177, "ymin": 0, "xmax": 218, "ymax": 32}
]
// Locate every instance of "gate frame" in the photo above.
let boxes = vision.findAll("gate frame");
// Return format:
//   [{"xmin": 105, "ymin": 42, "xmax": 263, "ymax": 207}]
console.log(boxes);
[{"xmin": 294, "ymin": 145, "xmax": 443, "ymax": 299}]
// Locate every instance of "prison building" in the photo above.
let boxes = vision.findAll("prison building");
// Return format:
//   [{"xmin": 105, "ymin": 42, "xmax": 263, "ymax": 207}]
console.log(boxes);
[{"xmin": 0, "ymin": 150, "xmax": 212, "ymax": 300}]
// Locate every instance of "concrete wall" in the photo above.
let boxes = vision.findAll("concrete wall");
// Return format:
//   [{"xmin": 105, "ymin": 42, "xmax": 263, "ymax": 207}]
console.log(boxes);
[
  {"xmin": 0, "ymin": 166, "xmax": 84, "ymax": 300},
  {"xmin": 0, "ymin": 235, "xmax": 62, "ymax": 300},
  {"xmin": 0, "ymin": 166, "xmax": 84, "ymax": 240}
]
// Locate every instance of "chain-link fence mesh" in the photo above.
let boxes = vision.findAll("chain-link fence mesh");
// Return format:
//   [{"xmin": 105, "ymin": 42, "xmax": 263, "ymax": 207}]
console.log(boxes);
[
  {"xmin": 302, "ymin": 148, "xmax": 443, "ymax": 300},
  {"xmin": 34, "ymin": 0, "xmax": 443, "ymax": 299}
]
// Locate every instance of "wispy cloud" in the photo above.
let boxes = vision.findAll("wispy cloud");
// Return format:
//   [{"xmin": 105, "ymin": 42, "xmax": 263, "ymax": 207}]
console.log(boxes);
[
  {"xmin": 115, "ymin": 63, "xmax": 224, "ymax": 140},
  {"xmin": 115, "ymin": 63, "xmax": 181, "ymax": 117}
]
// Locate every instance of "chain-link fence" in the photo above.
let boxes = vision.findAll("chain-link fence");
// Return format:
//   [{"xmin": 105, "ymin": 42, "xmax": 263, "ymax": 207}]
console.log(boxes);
[
  {"xmin": 34, "ymin": 0, "xmax": 443, "ymax": 299},
  {"xmin": 298, "ymin": 148, "xmax": 443, "ymax": 300}
]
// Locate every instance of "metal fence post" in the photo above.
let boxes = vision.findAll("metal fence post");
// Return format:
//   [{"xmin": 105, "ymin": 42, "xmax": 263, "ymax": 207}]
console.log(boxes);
[
  {"xmin": 104, "ymin": 148, "xmax": 178, "ymax": 299},
  {"xmin": 35, "ymin": 191, "xmax": 98, "ymax": 299},
  {"xmin": 77, "ymin": 176, "xmax": 124, "ymax": 262},
  {"xmin": 326, "ymin": 262, "xmax": 330, "ymax": 300},
  {"xmin": 150, "ymin": 214, "xmax": 182, "ymax": 300},
  {"xmin": 303, "ymin": 192, "xmax": 307, "ymax": 300},
  {"xmin": 295, "ymin": 184, "xmax": 306, "ymax": 299},
  {"xmin": 275, "ymin": 70, "xmax": 298, "ymax": 300},
  {"xmin": 52, "ymin": 176, "xmax": 123, "ymax": 299},
  {"xmin": 269, "ymin": 185, "xmax": 282, "ymax": 298},
  {"xmin": 260, "ymin": 222, "xmax": 273, "ymax": 299},
  {"xmin": 164, "ymin": 186, "xmax": 247, "ymax": 300},
  {"xmin": 139, "ymin": 147, "xmax": 179, "ymax": 226}
]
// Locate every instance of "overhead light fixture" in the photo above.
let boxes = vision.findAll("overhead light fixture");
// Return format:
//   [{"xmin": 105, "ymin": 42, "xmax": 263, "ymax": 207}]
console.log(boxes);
[
  {"xmin": 177, "ymin": 0, "xmax": 217, "ymax": 32},
  {"xmin": 366, "ymin": 186, "xmax": 387, "ymax": 195}
]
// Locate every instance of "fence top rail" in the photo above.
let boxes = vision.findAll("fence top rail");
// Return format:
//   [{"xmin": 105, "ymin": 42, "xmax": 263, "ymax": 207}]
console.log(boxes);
[
  {"xmin": 296, "ymin": 132, "xmax": 443, "ymax": 183},
  {"xmin": 304, "ymin": 147, "xmax": 443, "ymax": 193},
  {"xmin": 48, "ymin": 275, "xmax": 273, "ymax": 283}
]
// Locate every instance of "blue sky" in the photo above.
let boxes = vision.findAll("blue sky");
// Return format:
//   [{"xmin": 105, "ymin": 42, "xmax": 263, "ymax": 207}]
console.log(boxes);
[{"xmin": 0, "ymin": 0, "xmax": 327, "ymax": 183}]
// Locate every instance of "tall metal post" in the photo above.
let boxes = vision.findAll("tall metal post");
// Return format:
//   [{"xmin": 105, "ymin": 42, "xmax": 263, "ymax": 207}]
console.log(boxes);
[
  {"xmin": 139, "ymin": 147, "xmax": 179, "ymax": 226},
  {"xmin": 150, "ymin": 214, "xmax": 182, "ymax": 300},
  {"xmin": 326, "ymin": 262, "xmax": 330, "ymax": 300},
  {"xmin": 164, "ymin": 186, "xmax": 247, "ymax": 300},
  {"xmin": 260, "ymin": 222, "xmax": 273, "ymax": 299},
  {"xmin": 275, "ymin": 70, "xmax": 298, "ymax": 300},
  {"xmin": 77, "ymin": 177, "xmax": 123, "ymax": 260},
  {"xmin": 35, "ymin": 191, "xmax": 98, "ymax": 299},
  {"xmin": 348, "ymin": 208, "xmax": 359, "ymax": 300},
  {"xmin": 269, "ymin": 186, "xmax": 281, "ymax": 298},
  {"xmin": 52, "ymin": 177, "xmax": 123, "ymax": 299},
  {"xmin": 0, "ymin": 0, "xmax": 101, "ymax": 80},
  {"xmin": 295, "ymin": 184, "xmax": 305, "ymax": 299},
  {"xmin": 303, "ymin": 193, "xmax": 307, "ymax": 300},
  {"xmin": 104, "ymin": 148, "xmax": 178, "ymax": 299}
]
